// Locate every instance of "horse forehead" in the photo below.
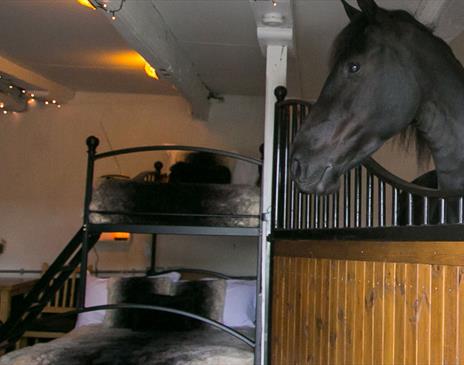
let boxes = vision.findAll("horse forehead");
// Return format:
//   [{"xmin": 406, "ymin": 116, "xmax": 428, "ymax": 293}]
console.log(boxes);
[{"xmin": 331, "ymin": 24, "xmax": 389, "ymax": 67}]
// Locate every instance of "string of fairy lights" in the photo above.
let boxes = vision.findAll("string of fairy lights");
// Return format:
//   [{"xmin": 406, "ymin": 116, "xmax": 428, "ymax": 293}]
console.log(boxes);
[
  {"xmin": 86, "ymin": 0, "xmax": 126, "ymax": 20},
  {"xmin": 0, "ymin": 75, "xmax": 62, "ymax": 116},
  {"xmin": 0, "ymin": 0, "xmax": 154, "ymax": 117},
  {"xmin": 87, "ymin": 0, "xmax": 276, "ymax": 19}
]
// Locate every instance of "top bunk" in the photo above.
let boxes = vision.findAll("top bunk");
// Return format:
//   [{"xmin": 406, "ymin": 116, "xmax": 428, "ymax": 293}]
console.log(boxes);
[{"xmin": 83, "ymin": 137, "xmax": 262, "ymax": 237}]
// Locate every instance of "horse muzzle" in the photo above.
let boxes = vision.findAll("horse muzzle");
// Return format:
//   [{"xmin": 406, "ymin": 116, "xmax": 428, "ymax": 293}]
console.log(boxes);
[{"xmin": 291, "ymin": 156, "xmax": 339, "ymax": 194}]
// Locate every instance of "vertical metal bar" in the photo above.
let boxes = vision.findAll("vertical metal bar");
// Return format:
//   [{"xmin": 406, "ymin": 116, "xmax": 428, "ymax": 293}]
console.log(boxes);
[
  {"xmin": 392, "ymin": 188, "xmax": 399, "ymax": 226},
  {"xmin": 439, "ymin": 198, "xmax": 446, "ymax": 224},
  {"xmin": 288, "ymin": 105, "xmax": 299, "ymax": 230},
  {"xmin": 147, "ymin": 234, "xmax": 157, "ymax": 275},
  {"xmin": 289, "ymin": 182, "xmax": 296, "ymax": 229},
  {"xmin": 300, "ymin": 192, "xmax": 306, "ymax": 230},
  {"xmin": 313, "ymin": 195, "xmax": 320, "ymax": 229},
  {"xmin": 366, "ymin": 172, "xmax": 373, "ymax": 227},
  {"xmin": 297, "ymin": 192, "xmax": 303, "ymax": 229},
  {"xmin": 344, "ymin": 171, "xmax": 351, "ymax": 228},
  {"xmin": 296, "ymin": 105, "xmax": 306, "ymax": 230},
  {"xmin": 151, "ymin": 235, "xmax": 158, "ymax": 273},
  {"xmin": 79, "ymin": 136, "xmax": 99, "ymax": 308},
  {"xmin": 422, "ymin": 197, "xmax": 429, "ymax": 225},
  {"xmin": 323, "ymin": 195, "xmax": 329, "ymax": 228},
  {"xmin": 378, "ymin": 179, "xmax": 386, "ymax": 227},
  {"xmin": 332, "ymin": 193, "xmax": 339, "ymax": 228},
  {"xmin": 306, "ymin": 194, "xmax": 311, "ymax": 229},
  {"xmin": 281, "ymin": 105, "xmax": 289, "ymax": 229},
  {"xmin": 271, "ymin": 97, "xmax": 284, "ymax": 230},
  {"xmin": 407, "ymin": 193, "xmax": 413, "ymax": 226},
  {"xmin": 459, "ymin": 197, "xmax": 464, "ymax": 224},
  {"xmin": 355, "ymin": 166, "xmax": 362, "ymax": 228}
]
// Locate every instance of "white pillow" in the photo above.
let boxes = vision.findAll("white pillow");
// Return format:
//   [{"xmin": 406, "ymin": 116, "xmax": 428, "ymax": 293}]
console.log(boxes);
[
  {"xmin": 222, "ymin": 280, "xmax": 256, "ymax": 328},
  {"xmin": 147, "ymin": 271, "xmax": 182, "ymax": 281},
  {"xmin": 75, "ymin": 272, "xmax": 109, "ymax": 328}
]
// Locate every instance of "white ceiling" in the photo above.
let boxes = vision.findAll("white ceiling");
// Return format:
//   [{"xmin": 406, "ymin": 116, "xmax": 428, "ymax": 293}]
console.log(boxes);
[{"xmin": 0, "ymin": 0, "xmax": 463, "ymax": 102}]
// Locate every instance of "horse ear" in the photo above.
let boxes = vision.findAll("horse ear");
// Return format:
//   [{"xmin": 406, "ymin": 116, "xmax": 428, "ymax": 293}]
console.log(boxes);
[
  {"xmin": 341, "ymin": 0, "xmax": 361, "ymax": 21},
  {"xmin": 357, "ymin": 0, "xmax": 379, "ymax": 20}
]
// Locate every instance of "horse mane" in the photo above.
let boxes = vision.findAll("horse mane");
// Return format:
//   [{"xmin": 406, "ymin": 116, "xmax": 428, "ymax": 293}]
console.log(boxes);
[{"xmin": 396, "ymin": 123, "xmax": 432, "ymax": 168}]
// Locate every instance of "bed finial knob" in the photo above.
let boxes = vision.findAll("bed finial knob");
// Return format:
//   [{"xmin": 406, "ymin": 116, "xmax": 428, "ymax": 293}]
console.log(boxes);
[
  {"xmin": 86, "ymin": 135, "xmax": 100, "ymax": 153},
  {"xmin": 154, "ymin": 161, "xmax": 163, "ymax": 172},
  {"xmin": 274, "ymin": 86, "xmax": 287, "ymax": 102}
]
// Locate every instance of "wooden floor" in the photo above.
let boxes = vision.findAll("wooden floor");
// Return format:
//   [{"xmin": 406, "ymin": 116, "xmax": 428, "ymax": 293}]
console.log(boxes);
[{"xmin": 271, "ymin": 240, "xmax": 464, "ymax": 365}]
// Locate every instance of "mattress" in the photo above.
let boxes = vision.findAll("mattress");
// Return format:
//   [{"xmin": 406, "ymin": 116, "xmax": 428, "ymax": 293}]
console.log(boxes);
[
  {"xmin": 0, "ymin": 324, "xmax": 254, "ymax": 365},
  {"xmin": 89, "ymin": 177, "xmax": 260, "ymax": 228}
]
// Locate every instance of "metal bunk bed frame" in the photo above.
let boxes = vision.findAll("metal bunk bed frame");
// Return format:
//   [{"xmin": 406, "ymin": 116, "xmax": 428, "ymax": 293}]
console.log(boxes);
[
  {"xmin": 80, "ymin": 136, "xmax": 262, "ymax": 304},
  {"xmin": 0, "ymin": 137, "xmax": 263, "ymax": 357},
  {"xmin": 81, "ymin": 137, "xmax": 262, "ymax": 356}
]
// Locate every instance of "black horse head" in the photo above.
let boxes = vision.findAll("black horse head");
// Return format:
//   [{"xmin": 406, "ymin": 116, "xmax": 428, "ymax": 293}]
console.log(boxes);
[{"xmin": 290, "ymin": 0, "xmax": 463, "ymax": 194}]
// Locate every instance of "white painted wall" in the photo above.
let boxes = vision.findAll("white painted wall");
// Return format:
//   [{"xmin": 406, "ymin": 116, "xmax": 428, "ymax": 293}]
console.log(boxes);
[
  {"xmin": 373, "ymin": 138, "xmax": 433, "ymax": 181},
  {"xmin": 0, "ymin": 92, "xmax": 264, "ymax": 277}
]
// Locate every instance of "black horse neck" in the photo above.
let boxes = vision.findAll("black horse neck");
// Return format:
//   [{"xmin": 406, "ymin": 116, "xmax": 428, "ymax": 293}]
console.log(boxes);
[{"xmin": 414, "ymin": 42, "xmax": 464, "ymax": 192}]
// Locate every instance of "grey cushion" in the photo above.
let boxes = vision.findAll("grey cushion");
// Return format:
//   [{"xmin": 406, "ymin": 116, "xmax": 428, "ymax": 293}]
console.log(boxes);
[{"xmin": 104, "ymin": 277, "xmax": 226, "ymax": 331}]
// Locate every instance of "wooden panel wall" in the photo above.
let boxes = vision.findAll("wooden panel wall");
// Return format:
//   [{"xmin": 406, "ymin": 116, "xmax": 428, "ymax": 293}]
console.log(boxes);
[{"xmin": 271, "ymin": 241, "xmax": 464, "ymax": 365}]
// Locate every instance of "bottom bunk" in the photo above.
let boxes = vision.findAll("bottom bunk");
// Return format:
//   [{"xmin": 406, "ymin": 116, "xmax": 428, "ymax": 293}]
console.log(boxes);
[
  {"xmin": 271, "ymin": 239, "xmax": 464, "ymax": 365},
  {"xmin": 2, "ymin": 271, "xmax": 257, "ymax": 365},
  {"xmin": 2, "ymin": 325, "xmax": 254, "ymax": 365}
]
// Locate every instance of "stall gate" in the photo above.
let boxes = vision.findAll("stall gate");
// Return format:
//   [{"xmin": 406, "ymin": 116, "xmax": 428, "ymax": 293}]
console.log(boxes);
[{"xmin": 270, "ymin": 88, "xmax": 464, "ymax": 365}]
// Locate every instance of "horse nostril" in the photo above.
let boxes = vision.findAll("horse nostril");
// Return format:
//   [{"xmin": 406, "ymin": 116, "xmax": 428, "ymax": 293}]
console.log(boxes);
[{"xmin": 291, "ymin": 158, "xmax": 302, "ymax": 178}]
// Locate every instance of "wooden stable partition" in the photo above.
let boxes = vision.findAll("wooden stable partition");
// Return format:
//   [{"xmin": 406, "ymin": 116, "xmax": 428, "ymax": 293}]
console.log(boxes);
[{"xmin": 271, "ymin": 240, "xmax": 464, "ymax": 365}]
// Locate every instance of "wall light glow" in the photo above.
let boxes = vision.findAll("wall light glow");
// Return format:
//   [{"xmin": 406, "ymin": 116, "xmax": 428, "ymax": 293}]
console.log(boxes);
[
  {"xmin": 144, "ymin": 63, "xmax": 159, "ymax": 80},
  {"xmin": 76, "ymin": 0, "xmax": 96, "ymax": 10},
  {"xmin": 99, "ymin": 232, "xmax": 131, "ymax": 242},
  {"xmin": 93, "ymin": 51, "xmax": 160, "ymax": 80}
]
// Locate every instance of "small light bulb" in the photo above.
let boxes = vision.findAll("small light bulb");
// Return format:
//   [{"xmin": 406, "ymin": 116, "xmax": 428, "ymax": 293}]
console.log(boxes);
[
  {"xmin": 52, "ymin": 99, "xmax": 57, "ymax": 104},
  {"xmin": 0, "ymin": 103, "xmax": 4, "ymax": 109},
  {"xmin": 21, "ymin": 90, "xmax": 26, "ymax": 94},
  {"xmin": 45, "ymin": 101, "xmax": 49, "ymax": 105},
  {"xmin": 30, "ymin": 93, "xmax": 35, "ymax": 98},
  {"xmin": 272, "ymin": 0, "xmax": 277, "ymax": 6},
  {"xmin": 57, "ymin": 104, "xmax": 62, "ymax": 108},
  {"xmin": 3, "ymin": 110, "xmax": 7, "ymax": 115},
  {"xmin": 103, "ymin": 3, "xmax": 107, "ymax": 8},
  {"xmin": 112, "ymin": 15, "xmax": 116, "ymax": 20},
  {"xmin": 8, "ymin": 85, "xmax": 13, "ymax": 89}
]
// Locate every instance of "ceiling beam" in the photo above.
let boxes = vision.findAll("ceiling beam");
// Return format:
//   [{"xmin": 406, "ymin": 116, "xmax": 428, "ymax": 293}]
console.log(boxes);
[
  {"xmin": 107, "ymin": 0, "xmax": 210, "ymax": 121},
  {"xmin": 415, "ymin": 0, "xmax": 464, "ymax": 42},
  {"xmin": 0, "ymin": 55, "xmax": 75, "ymax": 104}
]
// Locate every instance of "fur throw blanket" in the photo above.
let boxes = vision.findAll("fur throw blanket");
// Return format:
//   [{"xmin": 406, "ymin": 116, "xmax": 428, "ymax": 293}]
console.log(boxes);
[
  {"xmin": 90, "ymin": 178, "xmax": 260, "ymax": 227},
  {"xmin": 0, "ymin": 324, "xmax": 254, "ymax": 365}
]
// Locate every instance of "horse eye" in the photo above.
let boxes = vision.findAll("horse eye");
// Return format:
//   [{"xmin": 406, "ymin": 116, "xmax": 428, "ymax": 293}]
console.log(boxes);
[{"xmin": 348, "ymin": 62, "xmax": 360, "ymax": 73}]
